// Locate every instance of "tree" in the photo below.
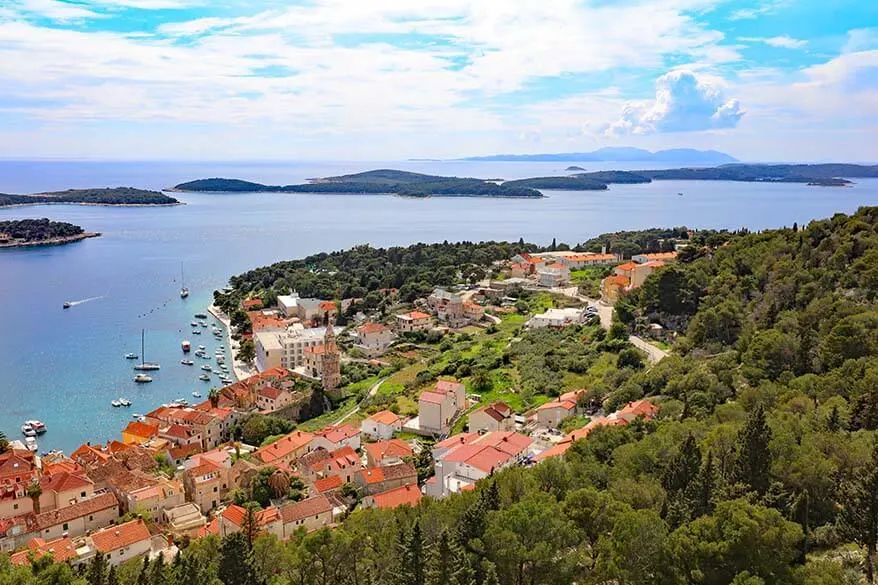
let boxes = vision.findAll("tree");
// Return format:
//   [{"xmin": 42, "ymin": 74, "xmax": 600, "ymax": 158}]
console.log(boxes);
[
  {"xmin": 208, "ymin": 388, "xmax": 220, "ymax": 408},
  {"xmin": 149, "ymin": 551, "xmax": 165, "ymax": 585},
  {"xmin": 827, "ymin": 405, "xmax": 841, "ymax": 433},
  {"xmin": 136, "ymin": 556, "xmax": 150, "ymax": 585},
  {"xmin": 839, "ymin": 441, "xmax": 878, "ymax": 584},
  {"xmin": 267, "ymin": 469, "xmax": 291, "ymax": 500},
  {"xmin": 219, "ymin": 532, "xmax": 258, "ymax": 585},
  {"xmin": 426, "ymin": 530, "xmax": 454, "ymax": 585},
  {"xmin": 595, "ymin": 508, "xmax": 671, "ymax": 585},
  {"xmin": 0, "ymin": 430, "xmax": 8, "ymax": 453},
  {"xmin": 470, "ymin": 370, "xmax": 492, "ymax": 393},
  {"xmin": 735, "ymin": 404, "xmax": 772, "ymax": 496},
  {"xmin": 617, "ymin": 347, "xmax": 645, "ymax": 370},
  {"xmin": 87, "ymin": 552, "xmax": 108, "ymax": 585},
  {"xmin": 106, "ymin": 565, "xmax": 119, "ymax": 585},
  {"xmin": 26, "ymin": 481, "xmax": 43, "ymax": 515},
  {"xmin": 395, "ymin": 520, "xmax": 426, "ymax": 585}
]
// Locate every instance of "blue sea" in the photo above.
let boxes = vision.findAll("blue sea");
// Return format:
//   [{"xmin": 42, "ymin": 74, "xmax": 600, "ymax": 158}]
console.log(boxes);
[{"xmin": 2, "ymin": 159, "xmax": 878, "ymax": 453}]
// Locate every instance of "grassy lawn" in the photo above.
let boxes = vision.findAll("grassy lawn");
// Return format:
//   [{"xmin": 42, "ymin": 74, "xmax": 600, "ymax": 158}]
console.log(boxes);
[
  {"xmin": 650, "ymin": 340, "xmax": 671, "ymax": 351},
  {"xmin": 299, "ymin": 395, "xmax": 360, "ymax": 431}
]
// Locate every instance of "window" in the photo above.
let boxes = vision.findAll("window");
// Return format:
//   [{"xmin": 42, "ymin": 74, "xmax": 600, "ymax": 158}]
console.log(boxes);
[
  {"xmin": 89, "ymin": 515, "xmax": 93, "ymax": 521},
  {"xmin": 13, "ymin": 504, "xmax": 18, "ymax": 510},
  {"xmin": 81, "ymin": 491, "xmax": 86, "ymax": 498},
  {"xmin": 213, "ymin": 486, "xmax": 217, "ymax": 492},
  {"xmin": 62, "ymin": 523, "xmax": 68, "ymax": 531}
]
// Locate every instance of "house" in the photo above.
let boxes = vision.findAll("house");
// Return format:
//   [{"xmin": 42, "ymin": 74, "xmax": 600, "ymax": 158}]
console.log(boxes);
[
  {"xmin": 281, "ymin": 495, "xmax": 334, "ymax": 537},
  {"xmin": 32, "ymin": 492, "xmax": 120, "ymax": 542},
  {"xmin": 312, "ymin": 425, "xmax": 361, "ymax": 452},
  {"xmin": 90, "ymin": 519, "xmax": 152, "ymax": 566},
  {"xmin": 535, "ymin": 399, "xmax": 577, "ymax": 428},
  {"xmin": 417, "ymin": 380, "xmax": 467, "ymax": 436},
  {"xmin": 536, "ymin": 263, "xmax": 571, "ymax": 288},
  {"xmin": 354, "ymin": 322, "xmax": 394, "ymax": 356},
  {"xmin": 361, "ymin": 410, "xmax": 403, "ymax": 441},
  {"xmin": 396, "ymin": 311, "xmax": 432, "ymax": 333},
  {"xmin": 38, "ymin": 472, "xmax": 95, "ymax": 513},
  {"xmin": 255, "ymin": 386, "xmax": 297, "ymax": 413},
  {"xmin": 10, "ymin": 536, "xmax": 80, "ymax": 566},
  {"xmin": 463, "ymin": 301, "xmax": 485, "ymax": 322},
  {"xmin": 218, "ymin": 504, "xmax": 284, "ymax": 540},
  {"xmin": 121, "ymin": 421, "xmax": 160, "ymax": 445},
  {"xmin": 297, "ymin": 446, "xmax": 361, "ymax": 485},
  {"xmin": 600, "ymin": 274, "xmax": 630, "ymax": 304},
  {"xmin": 428, "ymin": 289, "xmax": 466, "ymax": 326},
  {"xmin": 616, "ymin": 399, "xmax": 659, "ymax": 422},
  {"xmin": 313, "ymin": 475, "xmax": 344, "ymax": 495},
  {"xmin": 632, "ymin": 251, "xmax": 678, "ymax": 264},
  {"xmin": 144, "ymin": 406, "xmax": 224, "ymax": 451},
  {"xmin": 526, "ymin": 307, "xmax": 587, "ymax": 329},
  {"xmin": 252, "ymin": 430, "xmax": 315, "ymax": 467},
  {"xmin": 355, "ymin": 463, "xmax": 417, "ymax": 495},
  {"xmin": 428, "ymin": 432, "xmax": 532, "ymax": 498},
  {"xmin": 559, "ymin": 253, "xmax": 618, "ymax": 269},
  {"xmin": 182, "ymin": 461, "xmax": 229, "ymax": 513},
  {"xmin": 363, "ymin": 439, "xmax": 413, "ymax": 467},
  {"xmin": 241, "ymin": 298, "xmax": 264, "ymax": 311},
  {"xmin": 363, "ymin": 483, "xmax": 421, "ymax": 510},
  {"xmin": 255, "ymin": 324, "xmax": 342, "ymax": 373},
  {"xmin": 277, "ymin": 292, "xmax": 332, "ymax": 322},
  {"xmin": 123, "ymin": 478, "xmax": 185, "ymax": 519},
  {"xmin": 468, "ymin": 401, "xmax": 514, "ymax": 433},
  {"xmin": 164, "ymin": 503, "xmax": 206, "ymax": 537}
]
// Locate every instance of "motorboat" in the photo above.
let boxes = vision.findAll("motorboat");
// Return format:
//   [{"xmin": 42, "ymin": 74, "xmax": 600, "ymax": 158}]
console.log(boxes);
[
  {"xmin": 63, "ymin": 301, "xmax": 71, "ymax": 309},
  {"xmin": 132, "ymin": 413, "xmax": 142, "ymax": 418},
  {"xmin": 216, "ymin": 356, "xmax": 225, "ymax": 364},
  {"xmin": 201, "ymin": 364, "xmax": 212, "ymax": 371},
  {"xmin": 111, "ymin": 400, "xmax": 121, "ymax": 407},
  {"xmin": 181, "ymin": 359, "xmax": 194, "ymax": 366},
  {"xmin": 180, "ymin": 264, "xmax": 189, "ymax": 298},
  {"xmin": 25, "ymin": 420, "xmax": 47, "ymax": 434},
  {"xmin": 119, "ymin": 398, "xmax": 132, "ymax": 407},
  {"xmin": 194, "ymin": 313, "xmax": 208, "ymax": 319},
  {"xmin": 25, "ymin": 437, "xmax": 38, "ymax": 452},
  {"xmin": 192, "ymin": 391, "xmax": 202, "ymax": 398},
  {"xmin": 219, "ymin": 364, "xmax": 229, "ymax": 371},
  {"xmin": 134, "ymin": 374, "xmax": 153, "ymax": 383},
  {"xmin": 182, "ymin": 340, "xmax": 191, "ymax": 353},
  {"xmin": 192, "ymin": 329, "xmax": 202, "ymax": 335},
  {"xmin": 198, "ymin": 345, "xmax": 206, "ymax": 350},
  {"xmin": 133, "ymin": 330, "xmax": 160, "ymax": 371},
  {"xmin": 198, "ymin": 374, "xmax": 210, "ymax": 381},
  {"xmin": 125, "ymin": 353, "xmax": 138, "ymax": 360},
  {"xmin": 190, "ymin": 321, "xmax": 199, "ymax": 327}
]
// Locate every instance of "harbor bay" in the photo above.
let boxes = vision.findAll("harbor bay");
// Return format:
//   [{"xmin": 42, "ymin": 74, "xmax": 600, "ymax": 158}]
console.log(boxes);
[{"xmin": 2, "ymin": 160, "xmax": 878, "ymax": 453}]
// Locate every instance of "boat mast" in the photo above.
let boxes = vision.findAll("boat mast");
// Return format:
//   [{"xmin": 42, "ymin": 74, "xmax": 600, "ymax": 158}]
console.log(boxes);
[{"xmin": 141, "ymin": 329, "xmax": 145, "ymax": 366}]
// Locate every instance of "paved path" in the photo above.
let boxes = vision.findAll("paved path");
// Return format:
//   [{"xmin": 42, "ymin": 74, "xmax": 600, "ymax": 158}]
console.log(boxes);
[
  {"xmin": 333, "ymin": 376, "xmax": 387, "ymax": 425},
  {"xmin": 208, "ymin": 305, "xmax": 257, "ymax": 381},
  {"xmin": 628, "ymin": 334, "xmax": 669, "ymax": 364}
]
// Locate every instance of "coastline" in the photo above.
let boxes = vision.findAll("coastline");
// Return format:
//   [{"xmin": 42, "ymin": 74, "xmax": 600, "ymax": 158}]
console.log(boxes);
[
  {"xmin": 0, "ymin": 231, "xmax": 101, "ymax": 249},
  {"xmin": 208, "ymin": 304, "xmax": 256, "ymax": 382},
  {"xmin": 169, "ymin": 188, "xmax": 545, "ymax": 199},
  {"xmin": 0, "ymin": 201, "xmax": 184, "ymax": 210}
]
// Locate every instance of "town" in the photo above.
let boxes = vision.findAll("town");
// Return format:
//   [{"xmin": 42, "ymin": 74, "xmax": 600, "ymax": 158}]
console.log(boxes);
[{"xmin": 2, "ymin": 244, "xmax": 677, "ymax": 568}]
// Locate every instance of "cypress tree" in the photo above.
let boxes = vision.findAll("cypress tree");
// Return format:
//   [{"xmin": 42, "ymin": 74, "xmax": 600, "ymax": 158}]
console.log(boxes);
[
  {"xmin": 219, "ymin": 532, "xmax": 257, "ymax": 585},
  {"xmin": 827, "ymin": 405, "xmax": 841, "ymax": 432},
  {"xmin": 149, "ymin": 552, "xmax": 166, "ymax": 585},
  {"xmin": 136, "ymin": 555, "xmax": 150, "ymax": 585},
  {"xmin": 426, "ymin": 530, "xmax": 453, "ymax": 585},
  {"xmin": 87, "ymin": 551, "xmax": 108, "ymax": 585},
  {"xmin": 735, "ymin": 404, "xmax": 772, "ymax": 496},
  {"xmin": 408, "ymin": 520, "xmax": 426, "ymax": 585},
  {"xmin": 484, "ymin": 480, "xmax": 500, "ymax": 511},
  {"xmin": 690, "ymin": 451, "xmax": 716, "ymax": 518},
  {"xmin": 106, "ymin": 565, "xmax": 119, "ymax": 585},
  {"xmin": 662, "ymin": 434, "xmax": 701, "ymax": 496}
]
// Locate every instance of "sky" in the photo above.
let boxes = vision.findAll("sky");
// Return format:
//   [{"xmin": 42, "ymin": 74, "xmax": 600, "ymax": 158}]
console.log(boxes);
[{"xmin": 0, "ymin": 0, "xmax": 876, "ymax": 161}]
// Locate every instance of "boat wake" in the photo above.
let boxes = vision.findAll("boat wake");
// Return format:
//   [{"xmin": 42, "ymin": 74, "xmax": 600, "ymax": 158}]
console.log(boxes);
[{"xmin": 69, "ymin": 296, "xmax": 104, "ymax": 306}]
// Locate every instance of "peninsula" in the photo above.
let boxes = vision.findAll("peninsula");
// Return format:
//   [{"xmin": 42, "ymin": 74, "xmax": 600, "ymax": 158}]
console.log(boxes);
[
  {"xmin": 0, "ymin": 218, "xmax": 99, "ymax": 248},
  {"xmin": 172, "ymin": 169, "xmax": 544, "ymax": 198},
  {"xmin": 0, "ymin": 187, "xmax": 179, "ymax": 208}
]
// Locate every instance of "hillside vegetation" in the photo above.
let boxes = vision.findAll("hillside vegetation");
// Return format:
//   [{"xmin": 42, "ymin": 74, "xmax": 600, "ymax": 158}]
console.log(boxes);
[
  {"xmin": 0, "ymin": 218, "xmax": 84, "ymax": 241},
  {"xmin": 0, "ymin": 187, "xmax": 178, "ymax": 207}
]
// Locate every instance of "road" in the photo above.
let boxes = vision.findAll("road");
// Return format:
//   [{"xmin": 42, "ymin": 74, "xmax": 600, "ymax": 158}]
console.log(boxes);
[
  {"xmin": 549, "ymin": 287, "xmax": 669, "ymax": 365},
  {"xmin": 333, "ymin": 376, "xmax": 387, "ymax": 425}
]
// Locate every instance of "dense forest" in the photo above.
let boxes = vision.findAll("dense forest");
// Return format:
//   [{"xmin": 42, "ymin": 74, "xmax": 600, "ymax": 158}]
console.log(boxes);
[
  {"xmin": 0, "ymin": 188, "xmax": 178, "ymax": 207},
  {"xmin": 501, "ymin": 176, "xmax": 609, "ymax": 190},
  {"xmin": 0, "ymin": 218, "xmax": 84, "ymax": 241},
  {"xmin": 8, "ymin": 208, "xmax": 878, "ymax": 585},
  {"xmin": 639, "ymin": 163, "xmax": 878, "ymax": 183}
]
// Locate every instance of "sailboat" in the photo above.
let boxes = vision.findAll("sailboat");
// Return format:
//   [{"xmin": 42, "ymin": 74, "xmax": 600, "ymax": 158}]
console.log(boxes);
[
  {"xmin": 133, "ymin": 329, "xmax": 160, "ymax": 371},
  {"xmin": 180, "ymin": 263, "xmax": 189, "ymax": 299}
]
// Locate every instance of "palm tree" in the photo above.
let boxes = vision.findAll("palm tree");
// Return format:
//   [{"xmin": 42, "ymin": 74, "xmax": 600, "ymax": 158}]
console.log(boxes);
[
  {"xmin": 267, "ymin": 469, "xmax": 290, "ymax": 499},
  {"xmin": 0, "ymin": 430, "xmax": 8, "ymax": 454},
  {"xmin": 26, "ymin": 481, "xmax": 42, "ymax": 515},
  {"xmin": 208, "ymin": 388, "xmax": 220, "ymax": 408}
]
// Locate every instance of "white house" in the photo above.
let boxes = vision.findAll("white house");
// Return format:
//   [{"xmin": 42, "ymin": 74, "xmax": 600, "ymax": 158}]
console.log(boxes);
[
  {"xmin": 418, "ymin": 380, "xmax": 467, "ymax": 436},
  {"xmin": 354, "ymin": 322, "xmax": 394, "ymax": 356},
  {"xmin": 361, "ymin": 410, "xmax": 403, "ymax": 440}
]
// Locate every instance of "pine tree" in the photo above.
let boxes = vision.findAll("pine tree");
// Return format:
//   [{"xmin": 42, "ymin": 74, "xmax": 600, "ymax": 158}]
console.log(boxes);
[
  {"xmin": 426, "ymin": 530, "xmax": 453, "ymax": 585},
  {"xmin": 690, "ymin": 451, "xmax": 716, "ymax": 519},
  {"xmin": 219, "ymin": 532, "xmax": 258, "ymax": 585},
  {"xmin": 735, "ymin": 404, "xmax": 772, "ymax": 496},
  {"xmin": 136, "ymin": 555, "xmax": 150, "ymax": 585},
  {"xmin": 149, "ymin": 551, "xmax": 166, "ymax": 585},
  {"xmin": 827, "ymin": 405, "xmax": 841, "ymax": 432},
  {"xmin": 450, "ymin": 536, "xmax": 476, "ymax": 585},
  {"xmin": 840, "ymin": 441, "xmax": 878, "ymax": 585},
  {"xmin": 106, "ymin": 565, "xmax": 119, "ymax": 585},
  {"xmin": 87, "ymin": 551, "xmax": 108, "ymax": 585},
  {"xmin": 662, "ymin": 434, "xmax": 701, "ymax": 496},
  {"xmin": 484, "ymin": 480, "xmax": 500, "ymax": 511},
  {"xmin": 481, "ymin": 561, "xmax": 500, "ymax": 585},
  {"xmin": 550, "ymin": 237, "xmax": 557, "ymax": 251},
  {"xmin": 408, "ymin": 520, "xmax": 426, "ymax": 585}
]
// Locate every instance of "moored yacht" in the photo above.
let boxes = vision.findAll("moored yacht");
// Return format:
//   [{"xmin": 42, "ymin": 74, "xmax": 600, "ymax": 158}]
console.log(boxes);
[
  {"xmin": 25, "ymin": 420, "xmax": 47, "ymax": 434},
  {"xmin": 192, "ymin": 391, "xmax": 202, "ymax": 398},
  {"xmin": 125, "ymin": 353, "xmax": 138, "ymax": 360},
  {"xmin": 198, "ymin": 374, "xmax": 210, "ymax": 381},
  {"xmin": 111, "ymin": 400, "xmax": 121, "ymax": 407},
  {"xmin": 119, "ymin": 398, "xmax": 132, "ymax": 407},
  {"xmin": 182, "ymin": 340, "xmax": 191, "ymax": 353},
  {"xmin": 133, "ymin": 330, "xmax": 160, "ymax": 371},
  {"xmin": 134, "ymin": 373, "xmax": 153, "ymax": 383},
  {"xmin": 181, "ymin": 359, "xmax": 194, "ymax": 366}
]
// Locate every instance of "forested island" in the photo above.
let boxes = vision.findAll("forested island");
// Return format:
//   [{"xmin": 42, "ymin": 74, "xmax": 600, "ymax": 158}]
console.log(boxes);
[
  {"xmin": 173, "ymin": 170, "xmax": 544, "ymax": 198},
  {"xmin": 0, "ymin": 187, "xmax": 179, "ymax": 208},
  {"xmin": 175, "ymin": 163, "xmax": 878, "ymax": 197},
  {"xmin": 0, "ymin": 218, "xmax": 99, "ymax": 248}
]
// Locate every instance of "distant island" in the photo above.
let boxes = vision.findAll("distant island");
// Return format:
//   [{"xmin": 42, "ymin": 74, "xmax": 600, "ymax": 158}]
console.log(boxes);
[
  {"xmin": 460, "ymin": 147, "xmax": 739, "ymax": 164},
  {"xmin": 0, "ymin": 187, "xmax": 179, "ymax": 208},
  {"xmin": 0, "ymin": 218, "xmax": 99, "ymax": 248},
  {"xmin": 173, "ymin": 163, "xmax": 878, "ymax": 198},
  {"xmin": 565, "ymin": 165, "xmax": 586, "ymax": 171},
  {"xmin": 172, "ymin": 170, "xmax": 544, "ymax": 198}
]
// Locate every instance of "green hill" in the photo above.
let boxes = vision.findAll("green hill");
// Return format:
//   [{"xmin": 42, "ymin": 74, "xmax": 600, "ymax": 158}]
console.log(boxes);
[{"xmin": 0, "ymin": 187, "xmax": 178, "ymax": 207}]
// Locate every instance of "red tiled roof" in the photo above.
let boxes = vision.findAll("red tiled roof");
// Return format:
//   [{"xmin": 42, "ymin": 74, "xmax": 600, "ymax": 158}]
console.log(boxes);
[
  {"xmin": 359, "ymin": 467, "xmax": 385, "ymax": 484},
  {"xmin": 358, "ymin": 322, "xmax": 390, "ymax": 334},
  {"xmin": 398, "ymin": 311, "xmax": 430, "ymax": 320},
  {"xmin": 254, "ymin": 431, "xmax": 314, "ymax": 464},
  {"xmin": 315, "ymin": 424, "xmax": 360, "ymax": 445},
  {"xmin": 313, "ymin": 475, "xmax": 343, "ymax": 493},
  {"xmin": 434, "ymin": 380, "xmax": 464, "ymax": 395},
  {"xmin": 281, "ymin": 495, "xmax": 333, "ymax": 523},
  {"xmin": 419, "ymin": 391, "xmax": 446, "ymax": 405},
  {"xmin": 537, "ymin": 400, "xmax": 576, "ymax": 412},
  {"xmin": 603, "ymin": 275, "xmax": 630, "ymax": 286},
  {"xmin": 91, "ymin": 519, "xmax": 150, "ymax": 553},
  {"xmin": 366, "ymin": 410, "xmax": 401, "ymax": 426},
  {"xmin": 258, "ymin": 386, "xmax": 285, "ymax": 400},
  {"xmin": 319, "ymin": 301, "xmax": 337, "ymax": 311},
  {"xmin": 617, "ymin": 399, "xmax": 658, "ymax": 421},
  {"xmin": 476, "ymin": 401, "xmax": 513, "ymax": 422},
  {"xmin": 168, "ymin": 443, "xmax": 202, "ymax": 461},
  {"xmin": 40, "ymin": 471, "xmax": 92, "ymax": 494},
  {"xmin": 434, "ymin": 433, "xmax": 477, "ymax": 451},
  {"xmin": 10, "ymin": 536, "xmax": 77, "ymax": 566},
  {"xmin": 371, "ymin": 483, "xmax": 421, "ymax": 509},
  {"xmin": 364, "ymin": 439, "xmax": 412, "ymax": 462},
  {"xmin": 162, "ymin": 424, "xmax": 196, "ymax": 439},
  {"xmin": 242, "ymin": 298, "xmax": 264, "ymax": 310},
  {"xmin": 34, "ymin": 493, "xmax": 118, "ymax": 531},
  {"xmin": 616, "ymin": 262, "xmax": 639, "ymax": 272},
  {"xmin": 534, "ymin": 442, "xmax": 572, "ymax": 462}
]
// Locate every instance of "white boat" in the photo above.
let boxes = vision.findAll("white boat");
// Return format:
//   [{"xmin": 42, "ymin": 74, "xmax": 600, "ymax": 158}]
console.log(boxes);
[
  {"xmin": 201, "ymin": 364, "xmax": 212, "ymax": 371},
  {"xmin": 181, "ymin": 359, "xmax": 194, "ymax": 366},
  {"xmin": 21, "ymin": 423, "xmax": 34, "ymax": 435},
  {"xmin": 182, "ymin": 340, "xmax": 191, "ymax": 353},
  {"xmin": 192, "ymin": 329, "xmax": 202, "ymax": 335},
  {"xmin": 133, "ymin": 330, "xmax": 160, "ymax": 371},
  {"xmin": 125, "ymin": 353, "xmax": 138, "ymax": 360},
  {"xmin": 24, "ymin": 437, "xmax": 38, "ymax": 452},
  {"xmin": 199, "ymin": 374, "xmax": 210, "ymax": 381},
  {"xmin": 119, "ymin": 398, "xmax": 132, "ymax": 407},
  {"xmin": 134, "ymin": 374, "xmax": 153, "ymax": 383},
  {"xmin": 198, "ymin": 345, "xmax": 206, "ymax": 350},
  {"xmin": 216, "ymin": 355, "xmax": 225, "ymax": 363},
  {"xmin": 25, "ymin": 420, "xmax": 47, "ymax": 434},
  {"xmin": 111, "ymin": 400, "xmax": 121, "ymax": 407},
  {"xmin": 192, "ymin": 391, "xmax": 202, "ymax": 398},
  {"xmin": 132, "ymin": 413, "xmax": 142, "ymax": 418},
  {"xmin": 190, "ymin": 321, "xmax": 199, "ymax": 327},
  {"xmin": 180, "ymin": 264, "xmax": 189, "ymax": 299}
]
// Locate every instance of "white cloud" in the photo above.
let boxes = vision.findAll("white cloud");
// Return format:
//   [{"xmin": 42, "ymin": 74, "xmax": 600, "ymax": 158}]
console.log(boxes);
[
  {"xmin": 844, "ymin": 28, "xmax": 878, "ymax": 53},
  {"xmin": 606, "ymin": 70, "xmax": 743, "ymax": 135},
  {"xmin": 740, "ymin": 36, "xmax": 806, "ymax": 49},
  {"xmin": 729, "ymin": 0, "xmax": 789, "ymax": 20},
  {"xmin": 11, "ymin": 0, "xmax": 101, "ymax": 21}
]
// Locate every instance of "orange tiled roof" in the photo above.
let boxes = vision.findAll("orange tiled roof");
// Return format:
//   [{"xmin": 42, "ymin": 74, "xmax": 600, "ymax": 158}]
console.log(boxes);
[
  {"xmin": 398, "ymin": 311, "xmax": 430, "ymax": 320},
  {"xmin": 358, "ymin": 322, "xmax": 390, "ymax": 334},
  {"xmin": 371, "ymin": 483, "xmax": 421, "ymax": 509},
  {"xmin": 40, "ymin": 471, "xmax": 92, "ymax": 494},
  {"xmin": 419, "ymin": 391, "xmax": 446, "ymax": 405},
  {"xmin": 315, "ymin": 424, "xmax": 360, "ymax": 445},
  {"xmin": 603, "ymin": 275, "xmax": 629, "ymax": 286},
  {"xmin": 616, "ymin": 262, "xmax": 639, "ymax": 272},
  {"xmin": 91, "ymin": 519, "xmax": 150, "ymax": 553},
  {"xmin": 254, "ymin": 431, "xmax": 314, "ymax": 464},
  {"xmin": 314, "ymin": 475, "xmax": 343, "ymax": 493},
  {"xmin": 366, "ymin": 410, "xmax": 401, "ymax": 426},
  {"xmin": 10, "ymin": 536, "xmax": 77, "ymax": 566},
  {"xmin": 281, "ymin": 495, "xmax": 333, "ymax": 523},
  {"xmin": 364, "ymin": 439, "xmax": 412, "ymax": 462},
  {"xmin": 34, "ymin": 493, "xmax": 118, "ymax": 531}
]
